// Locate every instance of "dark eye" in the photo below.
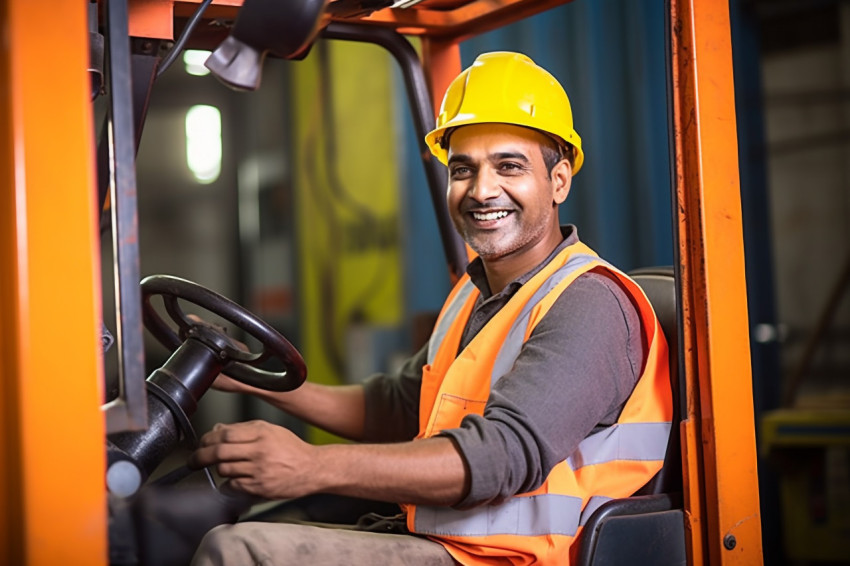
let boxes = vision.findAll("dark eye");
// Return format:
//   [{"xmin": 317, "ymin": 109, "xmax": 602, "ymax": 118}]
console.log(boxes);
[
  {"xmin": 499, "ymin": 162, "xmax": 524, "ymax": 174},
  {"xmin": 450, "ymin": 166, "xmax": 473, "ymax": 179}
]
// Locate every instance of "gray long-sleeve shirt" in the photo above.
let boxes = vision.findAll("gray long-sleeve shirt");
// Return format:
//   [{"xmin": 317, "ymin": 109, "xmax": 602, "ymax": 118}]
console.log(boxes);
[{"xmin": 362, "ymin": 226, "xmax": 645, "ymax": 508}]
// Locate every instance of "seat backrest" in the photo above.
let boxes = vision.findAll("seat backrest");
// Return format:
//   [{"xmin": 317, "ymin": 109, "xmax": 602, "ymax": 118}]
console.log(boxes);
[
  {"xmin": 628, "ymin": 267, "xmax": 682, "ymax": 495},
  {"xmin": 573, "ymin": 267, "xmax": 686, "ymax": 566}
]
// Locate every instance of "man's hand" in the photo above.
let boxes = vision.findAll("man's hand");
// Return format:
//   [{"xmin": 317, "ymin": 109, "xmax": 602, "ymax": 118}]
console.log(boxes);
[
  {"xmin": 190, "ymin": 421, "xmax": 469, "ymax": 506},
  {"xmin": 189, "ymin": 420, "xmax": 319, "ymax": 500}
]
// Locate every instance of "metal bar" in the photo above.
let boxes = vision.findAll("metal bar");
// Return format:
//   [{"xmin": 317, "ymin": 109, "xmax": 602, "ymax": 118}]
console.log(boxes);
[
  {"xmin": 354, "ymin": 0, "xmax": 575, "ymax": 41},
  {"xmin": 420, "ymin": 38, "xmax": 462, "ymax": 135},
  {"xmin": 96, "ymin": 45, "xmax": 160, "ymax": 232},
  {"xmin": 420, "ymin": 37, "xmax": 468, "ymax": 281},
  {"xmin": 663, "ymin": 0, "xmax": 687, "ymax": 421},
  {"xmin": 131, "ymin": 44, "xmax": 161, "ymax": 150},
  {"xmin": 97, "ymin": 119, "xmax": 112, "ymax": 223},
  {"xmin": 670, "ymin": 0, "xmax": 764, "ymax": 564},
  {"xmin": 124, "ymin": 0, "xmax": 573, "ymax": 42},
  {"xmin": 0, "ymin": 0, "xmax": 108, "ymax": 563},
  {"xmin": 102, "ymin": 0, "xmax": 149, "ymax": 433},
  {"xmin": 665, "ymin": 1, "xmax": 706, "ymax": 563},
  {"xmin": 322, "ymin": 22, "xmax": 468, "ymax": 280}
]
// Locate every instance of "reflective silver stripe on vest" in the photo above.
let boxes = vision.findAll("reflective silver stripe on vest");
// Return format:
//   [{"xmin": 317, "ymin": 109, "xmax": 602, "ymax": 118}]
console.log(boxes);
[
  {"xmin": 415, "ymin": 494, "xmax": 633, "ymax": 537},
  {"xmin": 429, "ymin": 253, "xmax": 603, "ymax": 369},
  {"xmin": 568, "ymin": 422, "xmax": 672, "ymax": 470},
  {"xmin": 414, "ymin": 494, "xmax": 584, "ymax": 537},
  {"xmin": 412, "ymin": 423, "xmax": 670, "ymax": 538},
  {"xmin": 427, "ymin": 280, "xmax": 477, "ymax": 365},
  {"xmin": 490, "ymin": 253, "xmax": 603, "ymax": 384}
]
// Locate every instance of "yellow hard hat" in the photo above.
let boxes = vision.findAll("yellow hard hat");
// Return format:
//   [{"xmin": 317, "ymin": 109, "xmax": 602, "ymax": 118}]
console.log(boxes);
[{"xmin": 425, "ymin": 52, "xmax": 584, "ymax": 174}]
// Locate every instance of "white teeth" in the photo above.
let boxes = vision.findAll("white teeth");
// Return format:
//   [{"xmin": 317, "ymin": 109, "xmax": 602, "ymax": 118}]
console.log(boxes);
[{"xmin": 472, "ymin": 210, "xmax": 509, "ymax": 221}]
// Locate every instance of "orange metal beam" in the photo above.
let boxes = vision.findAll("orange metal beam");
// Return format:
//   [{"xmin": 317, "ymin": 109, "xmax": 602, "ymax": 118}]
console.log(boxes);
[
  {"xmin": 420, "ymin": 38, "xmax": 471, "ymax": 280},
  {"xmin": 126, "ymin": 0, "xmax": 242, "ymax": 40},
  {"xmin": 0, "ymin": 1, "xmax": 107, "ymax": 564},
  {"xmin": 359, "ymin": 0, "xmax": 572, "ymax": 40},
  {"xmin": 670, "ymin": 0, "xmax": 763, "ymax": 564},
  {"xmin": 420, "ymin": 38, "xmax": 461, "ymax": 128},
  {"xmin": 125, "ymin": 0, "xmax": 572, "ymax": 42}
]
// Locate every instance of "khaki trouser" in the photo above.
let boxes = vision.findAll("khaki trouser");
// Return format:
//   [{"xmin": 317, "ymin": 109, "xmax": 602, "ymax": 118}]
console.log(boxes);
[{"xmin": 190, "ymin": 521, "xmax": 458, "ymax": 566}]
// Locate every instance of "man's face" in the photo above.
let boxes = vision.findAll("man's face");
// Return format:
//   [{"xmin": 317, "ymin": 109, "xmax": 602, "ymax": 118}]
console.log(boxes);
[{"xmin": 446, "ymin": 123, "xmax": 571, "ymax": 261}]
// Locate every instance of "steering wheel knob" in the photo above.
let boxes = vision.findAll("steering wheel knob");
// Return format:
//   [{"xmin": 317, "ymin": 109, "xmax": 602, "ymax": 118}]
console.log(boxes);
[{"xmin": 184, "ymin": 322, "xmax": 259, "ymax": 364}]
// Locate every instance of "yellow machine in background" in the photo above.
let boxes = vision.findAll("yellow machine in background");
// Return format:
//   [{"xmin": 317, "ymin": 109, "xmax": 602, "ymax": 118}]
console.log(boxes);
[{"xmin": 292, "ymin": 42, "xmax": 404, "ymax": 442}]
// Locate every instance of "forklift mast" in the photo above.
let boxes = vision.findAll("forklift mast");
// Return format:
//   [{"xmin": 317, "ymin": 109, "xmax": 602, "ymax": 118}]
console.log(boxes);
[{"xmin": 0, "ymin": 1, "xmax": 762, "ymax": 564}]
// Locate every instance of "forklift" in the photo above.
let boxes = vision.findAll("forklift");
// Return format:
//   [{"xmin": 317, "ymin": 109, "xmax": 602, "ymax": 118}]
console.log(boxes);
[{"xmin": 0, "ymin": 0, "xmax": 763, "ymax": 564}]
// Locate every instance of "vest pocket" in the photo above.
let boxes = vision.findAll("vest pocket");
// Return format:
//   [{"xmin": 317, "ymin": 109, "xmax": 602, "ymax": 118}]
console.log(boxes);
[{"xmin": 425, "ymin": 393, "xmax": 487, "ymax": 437}]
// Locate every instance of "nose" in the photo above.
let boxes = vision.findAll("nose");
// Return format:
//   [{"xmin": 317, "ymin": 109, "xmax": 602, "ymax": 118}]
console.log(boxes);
[{"xmin": 468, "ymin": 166, "xmax": 502, "ymax": 202}]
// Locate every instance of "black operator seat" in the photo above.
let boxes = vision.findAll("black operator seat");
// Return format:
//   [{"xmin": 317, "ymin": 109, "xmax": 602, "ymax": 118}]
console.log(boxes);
[{"xmin": 573, "ymin": 266, "xmax": 687, "ymax": 566}]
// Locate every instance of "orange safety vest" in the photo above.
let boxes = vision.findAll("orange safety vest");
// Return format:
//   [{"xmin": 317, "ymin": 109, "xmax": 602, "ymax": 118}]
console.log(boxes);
[{"xmin": 403, "ymin": 241, "xmax": 673, "ymax": 565}]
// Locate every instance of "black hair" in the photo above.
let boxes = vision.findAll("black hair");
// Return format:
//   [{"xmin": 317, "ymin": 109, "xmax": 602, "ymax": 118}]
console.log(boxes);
[{"xmin": 540, "ymin": 137, "xmax": 576, "ymax": 176}]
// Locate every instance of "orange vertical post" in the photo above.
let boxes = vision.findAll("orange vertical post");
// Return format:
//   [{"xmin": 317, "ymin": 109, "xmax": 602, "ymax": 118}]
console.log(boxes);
[
  {"xmin": 421, "ymin": 38, "xmax": 462, "ymax": 124},
  {"xmin": 421, "ymin": 39, "xmax": 473, "ymax": 273},
  {"xmin": 670, "ymin": 0, "xmax": 764, "ymax": 564},
  {"xmin": 0, "ymin": 0, "xmax": 107, "ymax": 564}
]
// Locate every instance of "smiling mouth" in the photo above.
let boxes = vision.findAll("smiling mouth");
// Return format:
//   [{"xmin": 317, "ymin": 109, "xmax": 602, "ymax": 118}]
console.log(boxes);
[{"xmin": 470, "ymin": 210, "xmax": 510, "ymax": 221}]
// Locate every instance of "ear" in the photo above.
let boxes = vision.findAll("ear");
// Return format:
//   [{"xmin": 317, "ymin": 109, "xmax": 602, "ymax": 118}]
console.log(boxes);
[{"xmin": 551, "ymin": 159, "xmax": 572, "ymax": 205}]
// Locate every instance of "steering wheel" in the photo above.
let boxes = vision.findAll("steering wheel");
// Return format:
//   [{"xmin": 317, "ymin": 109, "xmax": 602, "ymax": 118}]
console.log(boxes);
[{"xmin": 140, "ymin": 274, "xmax": 306, "ymax": 392}]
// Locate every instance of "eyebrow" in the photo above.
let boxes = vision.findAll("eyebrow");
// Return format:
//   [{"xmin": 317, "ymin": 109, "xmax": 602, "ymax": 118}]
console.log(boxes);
[
  {"xmin": 491, "ymin": 151, "xmax": 530, "ymax": 164},
  {"xmin": 447, "ymin": 151, "xmax": 531, "ymax": 167},
  {"xmin": 447, "ymin": 154, "xmax": 474, "ymax": 167}
]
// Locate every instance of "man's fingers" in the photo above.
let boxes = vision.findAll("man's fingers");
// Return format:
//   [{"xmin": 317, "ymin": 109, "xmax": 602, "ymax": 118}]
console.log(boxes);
[
  {"xmin": 215, "ymin": 460, "xmax": 255, "ymax": 479},
  {"xmin": 190, "ymin": 441, "xmax": 254, "ymax": 469},
  {"xmin": 200, "ymin": 422, "xmax": 262, "ymax": 447}
]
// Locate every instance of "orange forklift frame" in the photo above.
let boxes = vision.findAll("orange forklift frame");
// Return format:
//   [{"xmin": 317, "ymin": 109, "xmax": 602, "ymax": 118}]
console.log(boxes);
[{"xmin": 0, "ymin": 0, "xmax": 762, "ymax": 564}]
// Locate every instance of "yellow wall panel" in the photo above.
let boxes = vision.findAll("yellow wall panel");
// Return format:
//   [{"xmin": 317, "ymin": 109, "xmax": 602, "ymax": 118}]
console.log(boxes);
[{"xmin": 293, "ymin": 42, "xmax": 402, "ymax": 442}]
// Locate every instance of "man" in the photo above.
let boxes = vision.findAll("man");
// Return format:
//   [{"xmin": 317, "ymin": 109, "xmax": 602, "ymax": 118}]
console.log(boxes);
[{"xmin": 190, "ymin": 51, "xmax": 672, "ymax": 565}]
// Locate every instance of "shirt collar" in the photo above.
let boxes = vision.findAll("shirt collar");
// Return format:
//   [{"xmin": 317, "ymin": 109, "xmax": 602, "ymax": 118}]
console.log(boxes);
[{"xmin": 465, "ymin": 225, "xmax": 580, "ymax": 301}]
